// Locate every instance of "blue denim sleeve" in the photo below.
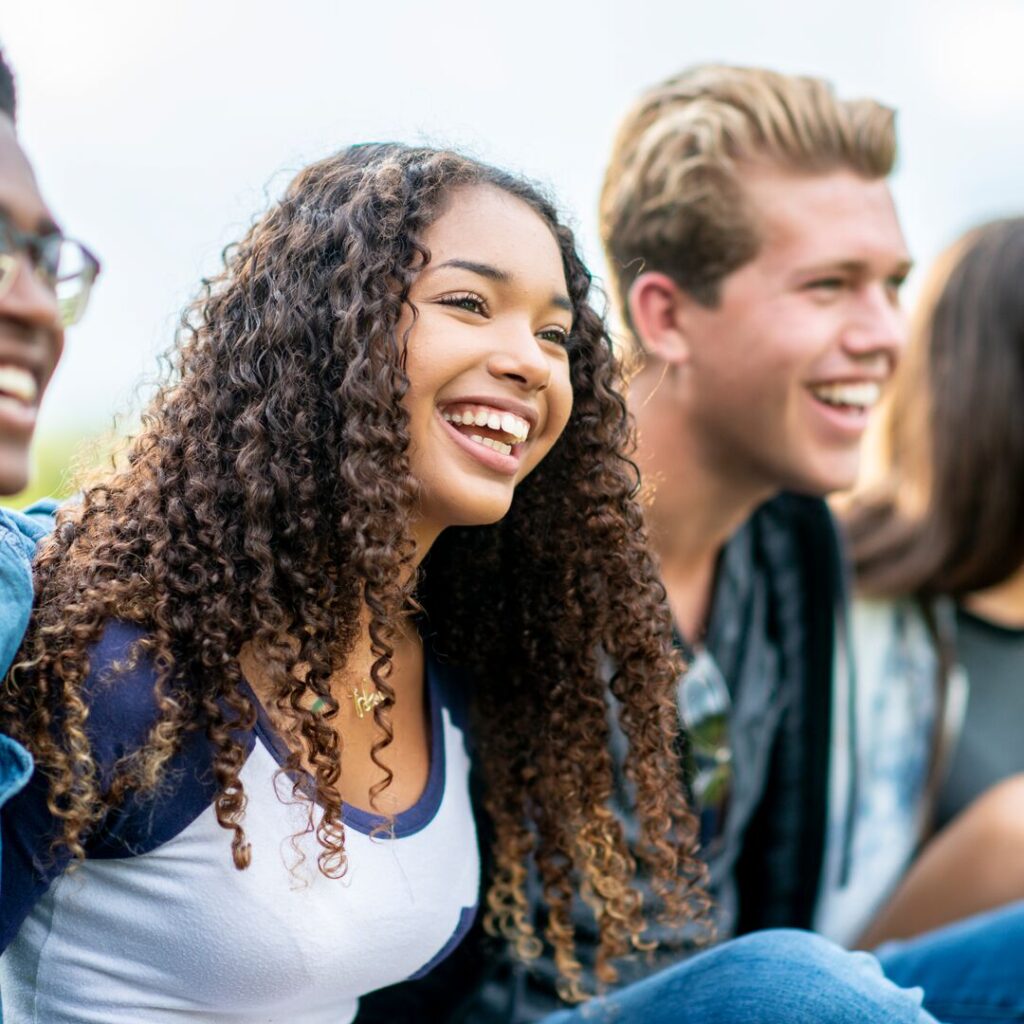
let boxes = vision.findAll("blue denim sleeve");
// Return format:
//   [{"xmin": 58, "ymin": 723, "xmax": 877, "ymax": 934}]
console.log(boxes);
[
  {"xmin": 0, "ymin": 503, "xmax": 56, "ymax": 1019},
  {"xmin": 0, "ymin": 503, "xmax": 56, "ymax": 813},
  {"xmin": 0, "ymin": 502, "xmax": 57, "ymax": 899},
  {"xmin": 0, "ymin": 501, "xmax": 56, "ymax": 680}
]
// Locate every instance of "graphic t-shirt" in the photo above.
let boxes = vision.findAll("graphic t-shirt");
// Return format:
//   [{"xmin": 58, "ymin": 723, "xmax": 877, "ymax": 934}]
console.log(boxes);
[{"xmin": 815, "ymin": 599, "xmax": 937, "ymax": 946}]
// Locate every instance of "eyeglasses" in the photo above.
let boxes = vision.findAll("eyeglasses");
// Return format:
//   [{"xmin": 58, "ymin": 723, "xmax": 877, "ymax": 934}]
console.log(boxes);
[
  {"xmin": 0, "ymin": 214, "xmax": 100, "ymax": 327},
  {"xmin": 676, "ymin": 647, "xmax": 733, "ymax": 852}
]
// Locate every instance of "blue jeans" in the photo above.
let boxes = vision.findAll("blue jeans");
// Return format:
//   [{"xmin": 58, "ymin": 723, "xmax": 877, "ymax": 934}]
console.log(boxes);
[
  {"xmin": 542, "ymin": 901, "xmax": 1024, "ymax": 1024},
  {"xmin": 878, "ymin": 900, "xmax": 1024, "ymax": 1024},
  {"xmin": 542, "ymin": 929, "xmax": 935, "ymax": 1023}
]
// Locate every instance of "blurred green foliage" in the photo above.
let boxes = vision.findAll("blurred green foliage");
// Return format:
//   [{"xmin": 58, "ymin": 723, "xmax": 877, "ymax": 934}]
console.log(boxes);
[{"xmin": 4, "ymin": 427, "xmax": 113, "ymax": 510}]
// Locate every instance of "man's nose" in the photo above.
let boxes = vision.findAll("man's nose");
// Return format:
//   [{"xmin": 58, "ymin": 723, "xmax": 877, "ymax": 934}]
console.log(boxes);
[
  {"xmin": 0, "ymin": 251, "xmax": 62, "ymax": 332},
  {"xmin": 842, "ymin": 283, "xmax": 907, "ymax": 369}
]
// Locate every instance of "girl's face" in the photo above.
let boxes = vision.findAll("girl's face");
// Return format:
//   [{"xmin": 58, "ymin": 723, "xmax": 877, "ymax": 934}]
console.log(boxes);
[{"xmin": 400, "ymin": 184, "xmax": 574, "ymax": 548}]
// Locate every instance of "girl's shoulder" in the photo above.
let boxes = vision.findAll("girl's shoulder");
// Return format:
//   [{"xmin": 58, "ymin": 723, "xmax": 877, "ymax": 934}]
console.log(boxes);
[
  {"xmin": 0, "ymin": 619, "xmax": 236, "ymax": 949},
  {"xmin": 8, "ymin": 620, "xmax": 254, "ymax": 871},
  {"xmin": 81, "ymin": 620, "xmax": 258, "ymax": 854},
  {"xmin": 83, "ymin": 620, "xmax": 169, "ymax": 775}
]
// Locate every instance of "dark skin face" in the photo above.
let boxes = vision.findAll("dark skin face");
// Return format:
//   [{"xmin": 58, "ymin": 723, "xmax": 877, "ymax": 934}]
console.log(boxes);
[{"xmin": 0, "ymin": 113, "xmax": 64, "ymax": 494}]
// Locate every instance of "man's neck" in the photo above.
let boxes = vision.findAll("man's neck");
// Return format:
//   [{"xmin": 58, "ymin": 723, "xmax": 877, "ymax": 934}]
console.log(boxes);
[{"xmin": 631, "ymin": 362, "xmax": 775, "ymax": 640}]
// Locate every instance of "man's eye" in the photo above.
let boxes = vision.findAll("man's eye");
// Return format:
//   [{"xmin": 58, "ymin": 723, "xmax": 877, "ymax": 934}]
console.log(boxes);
[
  {"xmin": 807, "ymin": 278, "xmax": 845, "ymax": 291},
  {"xmin": 439, "ymin": 293, "xmax": 487, "ymax": 315}
]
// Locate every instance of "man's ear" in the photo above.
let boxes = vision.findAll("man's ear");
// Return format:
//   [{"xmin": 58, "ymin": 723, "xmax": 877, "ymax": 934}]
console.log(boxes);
[{"xmin": 627, "ymin": 272, "xmax": 691, "ymax": 365}]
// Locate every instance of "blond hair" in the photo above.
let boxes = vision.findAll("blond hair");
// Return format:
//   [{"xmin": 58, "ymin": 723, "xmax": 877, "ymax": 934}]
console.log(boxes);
[{"xmin": 600, "ymin": 65, "xmax": 897, "ymax": 332}]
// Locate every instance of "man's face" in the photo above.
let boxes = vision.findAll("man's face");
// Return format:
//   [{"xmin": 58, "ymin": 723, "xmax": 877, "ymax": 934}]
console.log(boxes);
[
  {"xmin": 0, "ymin": 114, "xmax": 64, "ymax": 495},
  {"xmin": 681, "ymin": 165, "xmax": 910, "ymax": 497}
]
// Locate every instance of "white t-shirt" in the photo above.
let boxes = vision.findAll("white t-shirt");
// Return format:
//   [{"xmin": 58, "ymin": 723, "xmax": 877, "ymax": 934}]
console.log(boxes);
[{"xmin": 1, "ymin": 622, "xmax": 479, "ymax": 1023}]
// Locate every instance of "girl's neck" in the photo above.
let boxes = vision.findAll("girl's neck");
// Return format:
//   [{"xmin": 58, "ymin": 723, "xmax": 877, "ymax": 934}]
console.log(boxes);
[{"xmin": 240, "ymin": 600, "xmax": 424, "ymax": 705}]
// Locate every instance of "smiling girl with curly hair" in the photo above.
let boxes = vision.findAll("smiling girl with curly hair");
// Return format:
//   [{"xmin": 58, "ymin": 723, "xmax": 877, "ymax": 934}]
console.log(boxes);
[{"xmin": 0, "ymin": 143, "xmax": 709, "ymax": 1020}]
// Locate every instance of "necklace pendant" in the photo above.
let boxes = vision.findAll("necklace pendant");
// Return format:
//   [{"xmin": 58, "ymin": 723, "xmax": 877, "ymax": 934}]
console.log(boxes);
[{"xmin": 351, "ymin": 687, "xmax": 386, "ymax": 718}]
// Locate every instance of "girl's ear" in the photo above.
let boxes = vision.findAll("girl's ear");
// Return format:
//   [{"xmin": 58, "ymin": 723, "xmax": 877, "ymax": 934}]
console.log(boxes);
[{"xmin": 627, "ymin": 272, "xmax": 692, "ymax": 365}]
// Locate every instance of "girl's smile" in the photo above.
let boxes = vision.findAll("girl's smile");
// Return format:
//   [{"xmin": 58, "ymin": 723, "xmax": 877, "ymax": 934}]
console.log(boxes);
[{"xmin": 437, "ymin": 400, "xmax": 532, "ymax": 475}]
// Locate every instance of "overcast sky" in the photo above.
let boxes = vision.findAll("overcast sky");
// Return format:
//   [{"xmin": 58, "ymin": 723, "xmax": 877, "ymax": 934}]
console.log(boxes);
[{"xmin": 5, "ymin": 0, "xmax": 1024, "ymax": 435}]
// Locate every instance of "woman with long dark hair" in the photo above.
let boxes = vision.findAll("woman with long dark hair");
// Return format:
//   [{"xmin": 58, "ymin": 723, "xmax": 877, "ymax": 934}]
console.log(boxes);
[
  {"xmin": 847, "ymin": 217, "xmax": 1024, "ymax": 946},
  {"xmin": 0, "ymin": 142, "xmax": 937, "ymax": 1023}
]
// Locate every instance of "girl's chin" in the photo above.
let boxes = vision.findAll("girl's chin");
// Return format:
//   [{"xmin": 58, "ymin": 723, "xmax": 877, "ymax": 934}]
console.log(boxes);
[{"xmin": 419, "ymin": 493, "xmax": 516, "ymax": 533}]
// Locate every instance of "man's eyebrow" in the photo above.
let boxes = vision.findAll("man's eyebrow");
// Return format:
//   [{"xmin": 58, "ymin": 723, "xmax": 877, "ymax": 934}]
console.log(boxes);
[
  {"xmin": 802, "ymin": 257, "xmax": 914, "ymax": 277},
  {"xmin": 435, "ymin": 257, "xmax": 573, "ymax": 313},
  {"xmin": 0, "ymin": 199, "xmax": 60, "ymax": 237}
]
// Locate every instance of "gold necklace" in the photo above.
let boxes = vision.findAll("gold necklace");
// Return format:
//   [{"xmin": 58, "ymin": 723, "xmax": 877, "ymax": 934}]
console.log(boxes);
[
  {"xmin": 349, "ymin": 687, "xmax": 386, "ymax": 718},
  {"xmin": 308, "ymin": 687, "xmax": 386, "ymax": 718}
]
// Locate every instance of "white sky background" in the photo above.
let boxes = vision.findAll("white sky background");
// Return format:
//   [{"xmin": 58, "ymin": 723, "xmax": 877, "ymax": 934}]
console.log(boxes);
[{"xmin": 4, "ymin": 0, "xmax": 1024, "ymax": 435}]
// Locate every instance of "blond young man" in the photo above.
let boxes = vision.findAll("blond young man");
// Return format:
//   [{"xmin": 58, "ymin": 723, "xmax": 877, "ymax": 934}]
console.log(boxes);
[
  {"xmin": 592, "ymin": 64, "xmax": 1023, "ymax": 1023},
  {"xmin": 602, "ymin": 65, "xmax": 912, "ymax": 944}
]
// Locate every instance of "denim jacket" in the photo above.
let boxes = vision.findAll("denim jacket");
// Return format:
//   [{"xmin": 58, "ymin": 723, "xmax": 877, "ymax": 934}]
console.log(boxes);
[{"xmin": 0, "ymin": 503, "xmax": 58, "ymax": 865}]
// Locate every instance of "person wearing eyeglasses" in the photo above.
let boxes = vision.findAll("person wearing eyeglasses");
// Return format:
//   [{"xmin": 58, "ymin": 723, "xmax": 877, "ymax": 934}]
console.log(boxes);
[
  {"xmin": 0, "ymin": 46, "xmax": 99, "ymax": 934},
  {"xmin": 0, "ymin": 54, "xmax": 98, "ymax": 497}
]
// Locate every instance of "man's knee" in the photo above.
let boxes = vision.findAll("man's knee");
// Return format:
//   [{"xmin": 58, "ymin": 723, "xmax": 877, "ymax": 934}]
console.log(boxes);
[{"xmin": 688, "ymin": 930, "xmax": 927, "ymax": 1023}]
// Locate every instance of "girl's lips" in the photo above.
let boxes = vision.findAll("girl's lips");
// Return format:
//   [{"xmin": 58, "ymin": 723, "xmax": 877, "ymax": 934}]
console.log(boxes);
[{"xmin": 438, "ymin": 411, "xmax": 522, "ymax": 477}]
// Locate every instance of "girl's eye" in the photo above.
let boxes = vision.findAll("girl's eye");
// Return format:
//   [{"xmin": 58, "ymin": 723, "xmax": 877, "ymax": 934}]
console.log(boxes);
[
  {"xmin": 439, "ymin": 293, "xmax": 487, "ymax": 315},
  {"xmin": 539, "ymin": 327, "xmax": 571, "ymax": 347},
  {"xmin": 807, "ymin": 277, "xmax": 845, "ymax": 292}
]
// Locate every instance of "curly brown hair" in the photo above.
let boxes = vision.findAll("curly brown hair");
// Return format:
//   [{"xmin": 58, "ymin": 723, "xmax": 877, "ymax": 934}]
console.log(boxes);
[{"xmin": 1, "ymin": 143, "xmax": 707, "ymax": 999}]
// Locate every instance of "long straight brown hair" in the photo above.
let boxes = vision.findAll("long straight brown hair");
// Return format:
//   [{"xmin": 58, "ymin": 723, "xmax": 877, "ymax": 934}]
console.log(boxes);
[{"xmin": 847, "ymin": 217, "xmax": 1024, "ymax": 598}]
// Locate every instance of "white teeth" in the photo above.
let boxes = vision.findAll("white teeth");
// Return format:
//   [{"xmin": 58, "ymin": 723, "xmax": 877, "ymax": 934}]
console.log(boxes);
[
  {"xmin": 469, "ymin": 434, "xmax": 512, "ymax": 456},
  {"xmin": 0, "ymin": 365, "xmax": 38, "ymax": 404},
  {"xmin": 810, "ymin": 381, "xmax": 881, "ymax": 409},
  {"xmin": 440, "ymin": 405, "xmax": 530, "ymax": 442}
]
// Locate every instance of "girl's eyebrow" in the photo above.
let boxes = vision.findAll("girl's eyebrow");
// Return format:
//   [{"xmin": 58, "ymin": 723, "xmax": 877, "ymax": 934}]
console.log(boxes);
[
  {"xmin": 435, "ymin": 258, "xmax": 512, "ymax": 283},
  {"xmin": 433, "ymin": 258, "xmax": 573, "ymax": 312}
]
